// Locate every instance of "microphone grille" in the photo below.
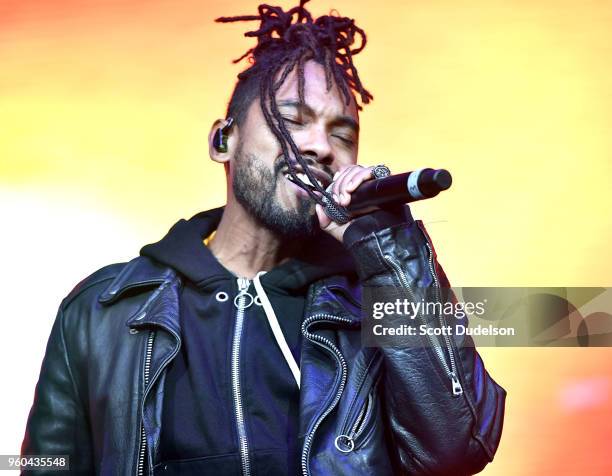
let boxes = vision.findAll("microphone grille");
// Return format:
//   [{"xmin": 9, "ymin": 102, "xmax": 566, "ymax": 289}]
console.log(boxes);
[{"xmin": 433, "ymin": 169, "xmax": 452, "ymax": 190}]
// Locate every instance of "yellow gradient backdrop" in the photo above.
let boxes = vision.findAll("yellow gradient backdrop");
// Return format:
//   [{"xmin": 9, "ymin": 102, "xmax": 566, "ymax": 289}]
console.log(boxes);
[{"xmin": 1, "ymin": 1, "xmax": 611, "ymax": 474}]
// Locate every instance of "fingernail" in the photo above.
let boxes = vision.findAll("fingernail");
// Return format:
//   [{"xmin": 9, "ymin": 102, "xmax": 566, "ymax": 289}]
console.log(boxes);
[{"xmin": 333, "ymin": 194, "xmax": 339, "ymax": 202}]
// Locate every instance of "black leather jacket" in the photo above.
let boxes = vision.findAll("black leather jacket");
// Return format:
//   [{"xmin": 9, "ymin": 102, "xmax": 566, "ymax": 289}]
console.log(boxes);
[{"xmin": 22, "ymin": 211, "xmax": 505, "ymax": 475}]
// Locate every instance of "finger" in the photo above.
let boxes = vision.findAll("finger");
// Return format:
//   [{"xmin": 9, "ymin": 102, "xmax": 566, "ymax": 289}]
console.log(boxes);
[
  {"xmin": 346, "ymin": 166, "xmax": 375, "ymax": 192},
  {"xmin": 337, "ymin": 166, "xmax": 369, "ymax": 206},
  {"xmin": 333, "ymin": 166, "xmax": 361, "ymax": 205},
  {"xmin": 315, "ymin": 203, "xmax": 332, "ymax": 229},
  {"xmin": 330, "ymin": 167, "xmax": 351, "ymax": 201},
  {"xmin": 341, "ymin": 168, "xmax": 373, "ymax": 205}
]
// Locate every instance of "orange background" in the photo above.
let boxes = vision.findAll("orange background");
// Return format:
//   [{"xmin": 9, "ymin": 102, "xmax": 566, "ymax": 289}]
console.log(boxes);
[{"xmin": 1, "ymin": 1, "xmax": 611, "ymax": 474}]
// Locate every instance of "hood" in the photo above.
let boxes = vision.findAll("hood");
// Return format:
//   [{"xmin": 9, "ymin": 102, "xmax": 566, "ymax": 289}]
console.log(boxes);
[{"xmin": 139, "ymin": 207, "xmax": 356, "ymax": 292}]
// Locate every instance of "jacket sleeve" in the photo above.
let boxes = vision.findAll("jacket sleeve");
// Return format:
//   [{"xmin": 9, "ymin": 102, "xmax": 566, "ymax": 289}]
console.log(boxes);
[
  {"xmin": 344, "ymin": 207, "xmax": 506, "ymax": 476},
  {"xmin": 21, "ymin": 301, "xmax": 94, "ymax": 475}
]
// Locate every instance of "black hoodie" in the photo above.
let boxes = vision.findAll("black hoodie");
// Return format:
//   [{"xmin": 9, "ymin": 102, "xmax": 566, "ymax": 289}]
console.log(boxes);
[{"xmin": 140, "ymin": 208, "xmax": 355, "ymax": 475}]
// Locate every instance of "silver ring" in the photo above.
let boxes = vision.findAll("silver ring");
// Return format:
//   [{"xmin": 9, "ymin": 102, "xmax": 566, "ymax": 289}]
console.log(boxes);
[
  {"xmin": 233, "ymin": 292, "xmax": 254, "ymax": 309},
  {"xmin": 371, "ymin": 164, "xmax": 391, "ymax": 179}
]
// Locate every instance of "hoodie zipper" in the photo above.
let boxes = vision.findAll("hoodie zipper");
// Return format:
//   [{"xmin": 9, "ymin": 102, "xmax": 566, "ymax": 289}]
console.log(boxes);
[
  {"xmin": 301, "ymin": 313, "xmax": 352, "ymax": 476},
  {"xmin": 137, "ymin": 330, "xmax": 155, "ymax": 476},
  {"xmin": 383, "ymin": 253, "xmax": 463, "ymax": 397},
  {"xmin": 232, "ymin": 277, "xmax": 253, "ymax": 476}
]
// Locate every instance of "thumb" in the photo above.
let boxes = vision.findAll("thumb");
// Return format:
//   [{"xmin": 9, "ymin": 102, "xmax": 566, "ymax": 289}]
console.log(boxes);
[{"xmin": 315, "ymin": 203, "xmax": 333, "ymax": 230}]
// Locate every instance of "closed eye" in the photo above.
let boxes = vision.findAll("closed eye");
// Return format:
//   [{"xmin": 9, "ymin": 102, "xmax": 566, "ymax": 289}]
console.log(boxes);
[
  {"xmin": 282, "ymin": 116, "xmax": 303, "ymax": 126},
  {"xmin": 333, "ymin": 134, "xmax": 355, "ymax": 146}
]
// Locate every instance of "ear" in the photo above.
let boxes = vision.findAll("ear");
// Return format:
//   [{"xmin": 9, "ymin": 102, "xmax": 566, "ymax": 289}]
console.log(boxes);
[{"xmin": 208, "ymin": 118, "xmax": 237, "ymax": 164}]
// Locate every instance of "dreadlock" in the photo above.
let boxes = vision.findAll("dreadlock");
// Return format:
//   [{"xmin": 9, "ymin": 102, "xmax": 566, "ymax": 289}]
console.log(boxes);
[{"xmin": 216, "ymin": 0, "xmax": 373, "ymax": 221}]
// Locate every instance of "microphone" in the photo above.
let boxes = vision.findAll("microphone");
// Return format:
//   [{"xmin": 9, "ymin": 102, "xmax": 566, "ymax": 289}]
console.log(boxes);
[{"xmin": 347, "ymin": 168, "xmax": 452, "ymax": 213}]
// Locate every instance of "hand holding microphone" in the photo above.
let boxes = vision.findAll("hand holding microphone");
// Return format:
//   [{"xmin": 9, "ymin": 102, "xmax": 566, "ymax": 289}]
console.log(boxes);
[{"xmin": 317, "ymin": 165, "xmax": 452, "ymax": 223}]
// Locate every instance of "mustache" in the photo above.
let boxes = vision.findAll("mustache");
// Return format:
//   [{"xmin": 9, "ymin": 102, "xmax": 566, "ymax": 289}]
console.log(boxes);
[{"xmin": 274, "ymin": 156, "xmax": 332, "ymax": 178}]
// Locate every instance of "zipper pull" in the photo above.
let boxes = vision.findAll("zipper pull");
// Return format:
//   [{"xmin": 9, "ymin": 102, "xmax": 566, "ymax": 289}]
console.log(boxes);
[
  {"xmin": 450, "ymin": 372, "xmax": 463, "ymax": 397},
  {"xmin": 237, "ymin": 277, "xmax": 250, "ymax": 292},
  {"xmin": 234, "ymin": 277, "xmax": 253, "ymax": 309}
]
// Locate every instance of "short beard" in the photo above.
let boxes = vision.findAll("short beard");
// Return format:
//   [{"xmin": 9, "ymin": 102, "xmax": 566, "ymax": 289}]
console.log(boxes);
[{"xmin": 232, "ymin": 143, "xmax": 319, "ymax": 239}]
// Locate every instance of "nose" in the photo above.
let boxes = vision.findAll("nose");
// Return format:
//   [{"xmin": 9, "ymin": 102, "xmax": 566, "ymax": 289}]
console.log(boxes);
[{"xmin": 296, "ymin": 124, "xmax": 333, "ymax": 167}]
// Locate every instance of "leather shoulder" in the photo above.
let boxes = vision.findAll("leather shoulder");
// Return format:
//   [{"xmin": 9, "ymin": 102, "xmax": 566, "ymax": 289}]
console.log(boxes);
[{"xmin": 62, "ymin": 262, "xmax": 127, "ymax": 308}]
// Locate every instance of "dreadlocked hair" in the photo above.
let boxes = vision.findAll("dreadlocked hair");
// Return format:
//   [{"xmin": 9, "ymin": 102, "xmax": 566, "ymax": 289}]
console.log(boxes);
[{"xmin": 216, "ymin": 0, "xmax": 373, "ymax": 219}]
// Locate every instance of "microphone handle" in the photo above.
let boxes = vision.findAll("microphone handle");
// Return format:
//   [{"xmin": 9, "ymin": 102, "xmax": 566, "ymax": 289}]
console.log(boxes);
[{"xmin": 347, "ymin": 168, "xmax": 452, "ymax": 213}]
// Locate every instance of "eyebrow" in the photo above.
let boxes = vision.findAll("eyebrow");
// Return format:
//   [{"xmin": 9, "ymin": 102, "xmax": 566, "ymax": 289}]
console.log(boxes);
[{"xmin": 277, "ymin": 99, "xmax": 360, "ymax": 135}]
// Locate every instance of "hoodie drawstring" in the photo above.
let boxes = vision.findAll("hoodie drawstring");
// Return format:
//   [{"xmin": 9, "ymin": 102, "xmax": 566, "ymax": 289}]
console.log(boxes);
[{"xmin": 253, "ymin": 271, "xmax": 301, "ymax": 389}]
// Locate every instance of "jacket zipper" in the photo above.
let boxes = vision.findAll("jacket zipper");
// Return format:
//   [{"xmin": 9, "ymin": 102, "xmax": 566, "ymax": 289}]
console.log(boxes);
[
  {"xmin": 334, "ymin": 391, "xmax": 374, "ymax": 453},
  {"xmin": 232, "ymin": 277, "xmax": 253, "ymax": 476},
  {"xmin": 137, "ymin": 330, "xmax": 155, "ymax": 476},
  {"xmin": 383, "ymin": 253, "xmax": 463, "ymax": 397},
  {"xmin": 424, "ymin": 242, "xmax": 463, "ymax": 396},
  {"xmin": 301, "ymin": 313, "xmax": 352, "ymax": 476},
  {"xmin": 349, "ymin": 392, "xmax": 373, "ymax": 438}
]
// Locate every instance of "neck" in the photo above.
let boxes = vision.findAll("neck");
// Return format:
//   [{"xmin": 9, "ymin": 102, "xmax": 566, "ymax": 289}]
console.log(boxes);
[{"xmin": 207, "ymin": 202, "xmax": 297, "ymax": 279}]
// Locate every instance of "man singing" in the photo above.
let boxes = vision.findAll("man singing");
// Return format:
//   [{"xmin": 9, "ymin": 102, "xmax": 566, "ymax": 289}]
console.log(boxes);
[{"xmin": 22, "ymin": 1, "xmax": 505, "ymax": 474}]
